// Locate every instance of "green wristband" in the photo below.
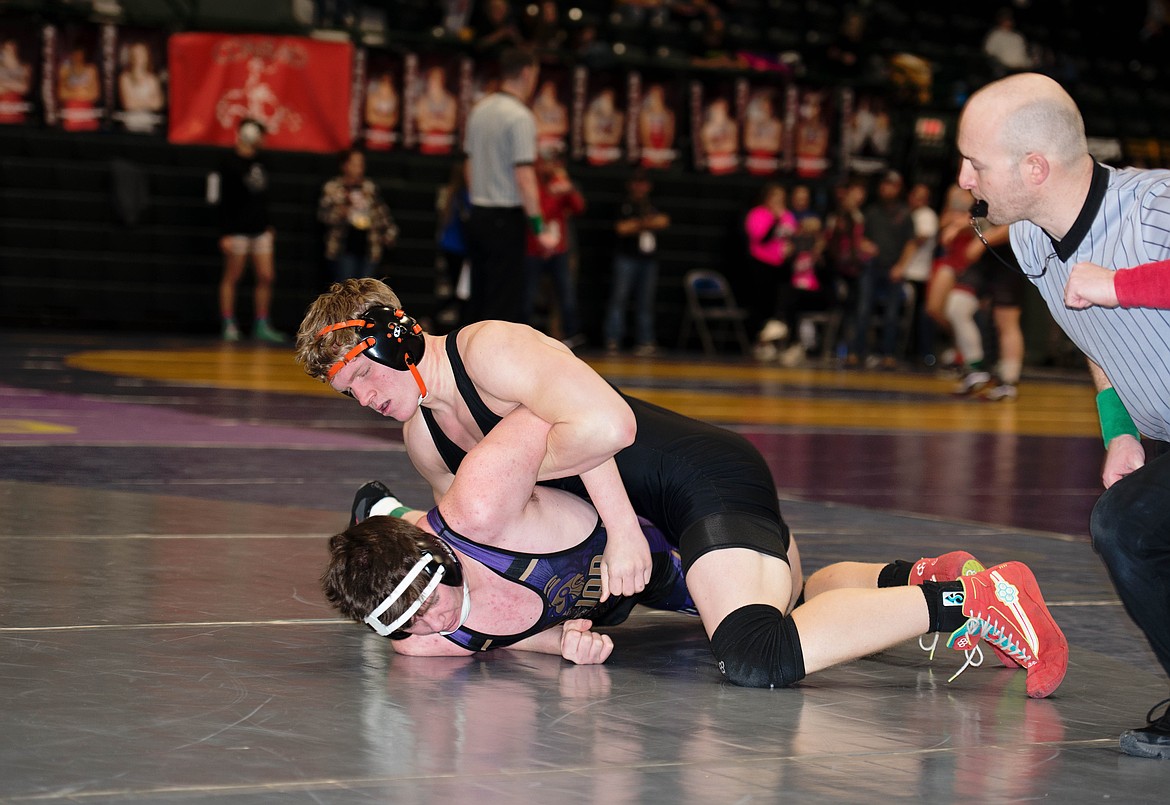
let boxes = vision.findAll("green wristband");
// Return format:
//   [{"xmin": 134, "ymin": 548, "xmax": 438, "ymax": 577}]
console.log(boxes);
[
  {"xmin": 1096, "ymin": 387, "xmax": 1140, "ymax": 446},
  {"xmin": 528, "ymin": 215, "xmax": 544, "ymax": 235},
  {"xmin": 388, "ymin": 505, "xmax": 411, "ymax": 519}
]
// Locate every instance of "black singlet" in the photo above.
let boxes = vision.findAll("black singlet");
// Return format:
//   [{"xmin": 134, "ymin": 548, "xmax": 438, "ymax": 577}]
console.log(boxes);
[{"xmin": 420, "ymin": 329, "xmax": 790, "ymax": 569}]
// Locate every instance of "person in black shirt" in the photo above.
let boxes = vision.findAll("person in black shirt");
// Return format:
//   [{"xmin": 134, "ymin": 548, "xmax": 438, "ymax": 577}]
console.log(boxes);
[
  {"xmin": 603, "ymin": 170, "xmax": 670, "ymax": 355},
  {"xmin": 211, "ymin": 118, "xmax": 285, "ymax": 342}
]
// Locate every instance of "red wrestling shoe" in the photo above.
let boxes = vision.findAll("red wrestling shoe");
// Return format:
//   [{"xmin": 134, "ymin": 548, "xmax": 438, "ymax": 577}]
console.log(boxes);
[
  {"xmin": 947, "ymin": 561, "xmax": 1068, "ymax": 698},
  {"xmin": 908, "ymin": 551, "xmax": 983, "ymax": 584},
  {"xmin": 911, "ymin": 551, "xmax": 1022, "ymax": 669}
]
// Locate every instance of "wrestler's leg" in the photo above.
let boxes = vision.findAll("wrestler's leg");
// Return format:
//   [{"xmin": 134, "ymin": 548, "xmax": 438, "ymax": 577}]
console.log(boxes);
[{"xmin": 685, "ymin": 547, "xmax": 930, "ymax": 680}]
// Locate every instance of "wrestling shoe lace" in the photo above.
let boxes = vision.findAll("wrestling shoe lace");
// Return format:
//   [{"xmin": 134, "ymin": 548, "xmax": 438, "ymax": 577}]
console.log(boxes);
[{"xmin": 951, "ymin": 561, "xmax": 1068, "ymax": 698}]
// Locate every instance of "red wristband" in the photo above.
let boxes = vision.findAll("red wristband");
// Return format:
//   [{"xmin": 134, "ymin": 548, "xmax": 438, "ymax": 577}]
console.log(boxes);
[{"xmin": 1115, "ymin": 259, "xmax": 1170, "ymax": 309}]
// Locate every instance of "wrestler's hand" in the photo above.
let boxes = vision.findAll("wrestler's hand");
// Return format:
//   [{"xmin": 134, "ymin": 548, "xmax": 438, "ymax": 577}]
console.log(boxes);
[
  {"xmin": 559, "ymin": 619, "xmax": 613, "ymax": 665},
  {"xmin": 599, "ymin": 522, "xmax": 652, "ymax": 601},
  {"xmin": 1065, "ymin": 262, "xmax": 1119, "ymax": 309},
  {"xmin": 1103, "ymin": 434, "xmax": 1144, "ymax": 489}
]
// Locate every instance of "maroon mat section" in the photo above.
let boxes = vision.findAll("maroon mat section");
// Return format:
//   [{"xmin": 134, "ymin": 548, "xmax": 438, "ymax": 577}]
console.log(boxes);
[{"xmin": 0, "ymin": 384, "xmax": 388, "ymax": 449}]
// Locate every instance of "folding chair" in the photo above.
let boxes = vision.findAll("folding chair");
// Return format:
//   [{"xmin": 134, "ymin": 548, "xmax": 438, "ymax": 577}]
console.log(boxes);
[{"xmin": 676, "ymin": 269, "xmax": 752, "ymax": 356}]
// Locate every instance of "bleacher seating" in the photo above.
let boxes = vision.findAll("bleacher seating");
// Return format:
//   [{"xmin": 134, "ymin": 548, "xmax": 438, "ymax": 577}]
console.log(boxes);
[{"xmin": 3, "ymin": 1, "xmax": 1169, "ymax": 350}]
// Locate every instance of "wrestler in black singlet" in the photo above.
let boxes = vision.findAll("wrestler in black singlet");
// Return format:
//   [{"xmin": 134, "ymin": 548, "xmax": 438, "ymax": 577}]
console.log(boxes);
[{"xmin": 420, "ymin": 329, "xmax": 791, "ymax": 572}]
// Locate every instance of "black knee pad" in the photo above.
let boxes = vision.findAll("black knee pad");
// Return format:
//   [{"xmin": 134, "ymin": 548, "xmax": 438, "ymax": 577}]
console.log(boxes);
[{"xmin": 708, "ymin": 603, "xmax": 806, "ymax": 688}]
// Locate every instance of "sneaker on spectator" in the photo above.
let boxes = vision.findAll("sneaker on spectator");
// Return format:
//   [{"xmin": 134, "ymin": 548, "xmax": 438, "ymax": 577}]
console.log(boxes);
[
  {"xmin": 222, "ymin": 319, "xmax": 241, "ymax": 342},
  {"xmin": 633, "ymin": 343, "xmax": 657, "ymax": 357},
  {"xmin": 984, "ymin": 382, "xmax": 1019, "ymax": 401},
  {"xmin": 947, "ymin": 561, "xmax": 1068, "ymax": 698},
  {"xmin": 254, "ymin": 319, "xmax": 288, "ymax": 343},
  {"xmin": 955, "ymin": 370, "xmax": 992, "ymax": 396},
  {"xmin": 1120, "ymin": 698, "xmax": 1170, "ymax": 759}
]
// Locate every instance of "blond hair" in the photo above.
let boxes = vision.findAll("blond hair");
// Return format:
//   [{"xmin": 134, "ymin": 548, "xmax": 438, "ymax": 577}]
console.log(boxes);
[{"xmin": 295, "ymin": 278, "xmax": 403, "ymax": 381}]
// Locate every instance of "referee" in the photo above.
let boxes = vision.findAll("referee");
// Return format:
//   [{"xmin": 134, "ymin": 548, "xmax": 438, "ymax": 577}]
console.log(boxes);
[{"xmin": 463, "ymin": 48, "xmax": 553, "ymax": 323}]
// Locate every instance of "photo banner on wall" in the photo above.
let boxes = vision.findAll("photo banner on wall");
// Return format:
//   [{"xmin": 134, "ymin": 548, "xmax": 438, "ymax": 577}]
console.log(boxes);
[
  {"xmin": 360, "ymin": 49, "xmax": 402, "ymax": 151},
  {"xmin": 792, "ymin": 87, "xmax": 834, "ymax": 179},
  {"xmin": 53, "ymin": 24, "xmax": 107, "ymax": 132},
  {"xmin": 631, "ymin": 69, "xmax": 680, "ymax": 169},
  {"xmin": 168, "ymin": 33, "xmax": 353, "ymax": 153},
  {"xmin": 111, "ymin": 26, "xmax": 168, "ymax": 134},
  {"xmin": 573, "ymin": 65, "xmax": 625, "ymax": 166},
  {"xmin": 690, "ymin": 77, "xmax": 741, "ymax": 175},
  {"xmin": 403, "ymin": 51, "xmax": 465, "ymax": 155},
  {"xmin": 0, "ymin": 22, "xmax": 40, "ymax": 125},
  {"xmin": 743, "ymin": 80, "xmax": 788, "ymax": 176},
  {"xmin": 533, "ymin": 62, "xmax": 570, "ymax": 157},
  {"xmin": 842, "ymin": 88, "xmax": 892, "ymax": 176}
]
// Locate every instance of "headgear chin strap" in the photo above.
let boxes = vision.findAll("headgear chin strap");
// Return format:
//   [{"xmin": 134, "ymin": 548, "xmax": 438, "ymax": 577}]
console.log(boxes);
[{"xmin": 317, "ymin": 307, "xmax": 428, "ymax": 402}]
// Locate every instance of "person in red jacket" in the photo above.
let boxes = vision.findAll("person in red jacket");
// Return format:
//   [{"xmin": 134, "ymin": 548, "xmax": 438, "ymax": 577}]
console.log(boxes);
[{"xmin": 521, "ymin": 154, "xmax": 587, "ymax": 348}]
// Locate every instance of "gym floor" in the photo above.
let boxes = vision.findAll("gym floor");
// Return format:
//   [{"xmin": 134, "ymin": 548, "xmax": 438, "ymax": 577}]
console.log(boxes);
[{"xmin": 1, "ymin": 331, "xmax": 1166, "ymax": 803}]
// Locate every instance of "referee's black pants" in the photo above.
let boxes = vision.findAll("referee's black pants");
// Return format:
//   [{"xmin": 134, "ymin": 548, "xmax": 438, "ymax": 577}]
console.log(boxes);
[
  {"xmin": 466, "ymin": 205, "xmax": 526, "ymax": 324},
  {"xmin": 1091, "ymin": 440, "xmax": 1170, "ymax": 679}
]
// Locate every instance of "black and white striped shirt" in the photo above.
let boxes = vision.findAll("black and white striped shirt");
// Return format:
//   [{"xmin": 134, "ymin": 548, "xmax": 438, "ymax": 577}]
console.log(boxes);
[
  {"xmin": 463, "ymin": 92, "xmax": 536, "ymax": 208},
  {"xmin": 1011, "ymin": 163, "xmax": 1170, "ymax": 441}
]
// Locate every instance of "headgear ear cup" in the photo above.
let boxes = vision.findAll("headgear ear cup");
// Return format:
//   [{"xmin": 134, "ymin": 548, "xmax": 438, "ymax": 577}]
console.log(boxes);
[
  {"xmin": 416, "ymin": 532, "xmax": 462, "ymax": 587},
  {"xmin": 318, "ymin": 307, "xmax": 427, "ymax": 391},
  {"xmin": 359, "ymin": 306, "xmax": 426, "ymax": 371}
]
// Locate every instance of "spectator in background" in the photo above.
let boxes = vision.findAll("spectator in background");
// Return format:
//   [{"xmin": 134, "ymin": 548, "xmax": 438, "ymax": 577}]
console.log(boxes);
[
  {"xmin": 789, "ymin": 184, "xmax": 820, "ymax": 227},
  {"xmin": 317, "ymin": 148, "xmax": 398, "ymax": 286},
  {"xmin": 604, "ymin": 169, "xmax": 670, "ymax": 356},
  {"xmin": 209, "ymin": 119, "xmax": 285, "ymax": 343},
  {"xmin": 743, "ymin": 183, "xmax": 797, "ymax": 361},
  {"xmin": 434, "ymin": 162, "xmax": 472, "ymax": 331},
  {"xmin": 820, "ymin": 10, "xmax": 879, "ymax": 81},
  {"xmin": 473, "ymin": 0, "xmax": 526, "ymax": 54},
  {"xmin": 525, "ymin": 1, "xmax": 567, "ymax": 53},
  {"xmin": 902, "ymin": 182, "xmax": 940, "ymax": 366},
  {"xmin": 823, "ymin": 179, "xmax": 871, "ymax": 361},
  {"xmin": 983, "ymin": 8, "xmax": 1034, "ymax": 77},
  {"xmin": 522, "ymin": 154, "xmax": 587, "ymax": 348},
  {"xmin": 851, "ymin": 171, "xmax": 915, "ymax": 368},
  {"xmin": 463, "ymin": 48, "xmax": 554, "ymax": 323}
]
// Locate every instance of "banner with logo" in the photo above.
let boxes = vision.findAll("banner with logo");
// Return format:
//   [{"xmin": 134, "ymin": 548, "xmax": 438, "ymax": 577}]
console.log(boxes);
[{"xmin": 168, "ymin": 33, "xmax": 352, "ymax": 153}]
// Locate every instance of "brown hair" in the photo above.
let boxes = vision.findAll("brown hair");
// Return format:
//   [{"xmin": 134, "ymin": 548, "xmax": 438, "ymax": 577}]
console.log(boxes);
[
  {"xmin": 321, "ymin": 515, "xmax": 436, "ymax": 628},
  {"xmin": 294, "ymin": 278, "xmax": 403, "ymax": 382}
]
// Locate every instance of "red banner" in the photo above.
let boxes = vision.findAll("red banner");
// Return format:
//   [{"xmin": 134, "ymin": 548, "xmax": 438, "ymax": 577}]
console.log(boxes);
[{"xmin": 168, "ymin": 33, "xmax": 352, "ymax": 153}]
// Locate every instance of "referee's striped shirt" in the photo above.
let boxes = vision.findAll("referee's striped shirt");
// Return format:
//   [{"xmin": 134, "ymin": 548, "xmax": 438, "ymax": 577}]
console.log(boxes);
[
  {"xmin": 463, "ymin": 92, "xmax": 536, "ymax": 208},
  {"xmin": 1011, "ymin": 162, "xmax": 1170, "ymax": 441}
]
